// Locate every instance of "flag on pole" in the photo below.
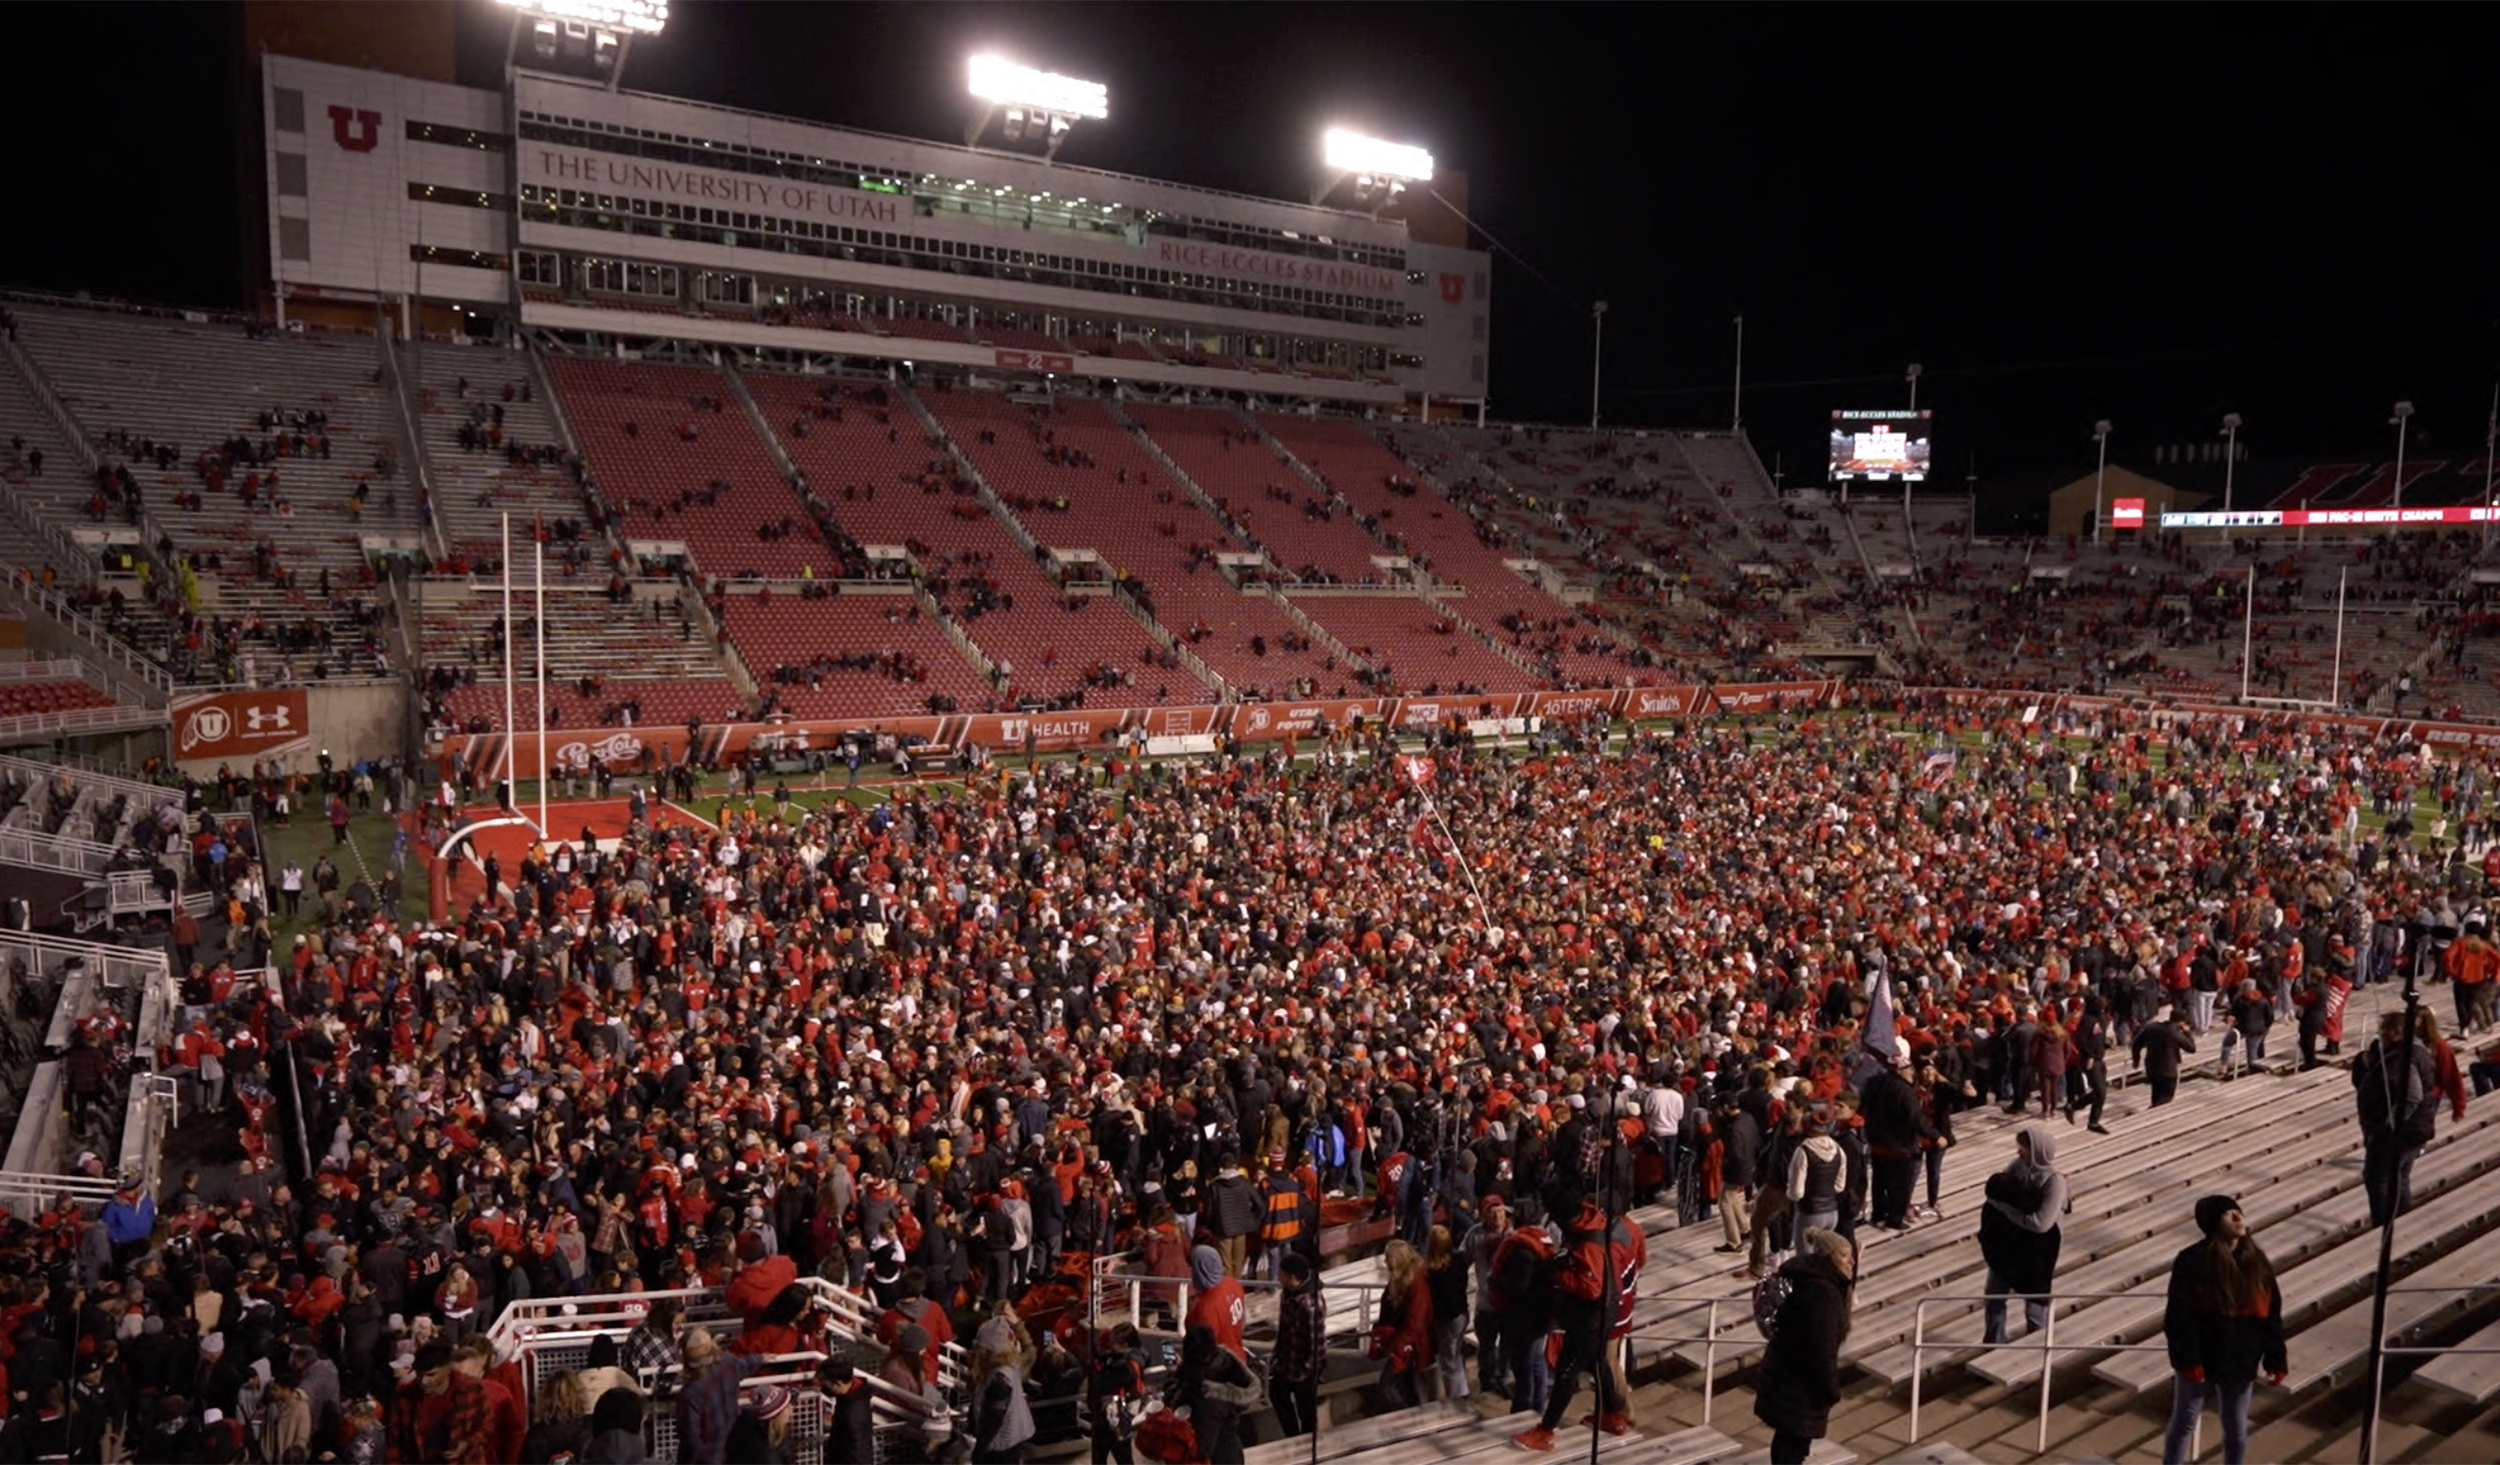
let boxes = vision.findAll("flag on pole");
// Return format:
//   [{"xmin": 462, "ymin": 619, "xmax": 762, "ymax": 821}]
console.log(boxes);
[
  {"xmin": 1861, "ymin": 966, "xmax": 1899, "ymax": 1068},
  {"xmin": 1400, "ymin": 754, "xmax": 1437, "ymax": 787},
  {"xmin": 1917, "ymin": 749, "xmax": 1956, "ymax": 786}
]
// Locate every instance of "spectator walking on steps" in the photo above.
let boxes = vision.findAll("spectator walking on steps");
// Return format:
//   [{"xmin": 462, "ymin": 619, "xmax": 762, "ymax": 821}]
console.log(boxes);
[
  {"xmin": 2133, "ymin": 1007, "xmax": 2197, "ymax": 1107},
  {"xmin": 2355, "ymin": 1009, "xmax": 2439, "ymax": 1226},
  {"xmin": 2162, "ymin": 1196, "xmax": 2287, "ymax": 1465},
  {"xmin": 1510, "ymin": 1194, "xmax": 1639, "ymax": 1450},
  {"xmin": 1979, "ymin": 1126, "xmax": 2067, "ymax": 1344},
  {"xmin": 1750, "ymin": 1226, "xmax": 1856, "ymax": 1465}
]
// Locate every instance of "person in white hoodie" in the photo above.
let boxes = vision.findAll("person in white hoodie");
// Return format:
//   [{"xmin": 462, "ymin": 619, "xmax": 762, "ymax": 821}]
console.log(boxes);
[{"xmin": 1786, "ymin": 1109, "xmax": 1847, "ymax": 1256}]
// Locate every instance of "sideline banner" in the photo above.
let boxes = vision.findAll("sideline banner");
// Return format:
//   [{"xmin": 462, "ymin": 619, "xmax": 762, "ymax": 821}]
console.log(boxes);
[
  {"xmin": 427, "ymin": 680, "xmax": 1858, "ymax": 769},
  {"xmin": 173, "ymin": 689, "xmax": 312, "ymax": 762}
]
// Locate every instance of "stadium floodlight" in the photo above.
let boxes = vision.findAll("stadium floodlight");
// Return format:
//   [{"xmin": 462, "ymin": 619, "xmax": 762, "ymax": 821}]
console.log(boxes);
[
  {"xmin": 496, "ymin": 0, "xmax": 668, "ymax": 35},
  {"xmin": 1323, "ymin": 128, "xmax": 1433, "ymax": 183},
  {"xmin": 968, "ymin": 56, "xmax": 1109, "ymax": 120},
  {"xmin": 499, "ymin": 0, "xmax": 662, "ymax": 88},
  {"xmin": 966, "ymin": 55, "xmax": 1105, "ymax": 160}
]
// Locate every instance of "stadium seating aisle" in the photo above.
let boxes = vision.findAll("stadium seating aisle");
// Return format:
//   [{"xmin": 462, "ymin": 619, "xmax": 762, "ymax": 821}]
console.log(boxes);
[
  {"xmin": 739, "ymin": 370, "xmax": 1163, "ymax": 708},
  {"xmin": 543, "ymin": 355, "xmax": 823, "ymax": 579},
  {"xmin": 404, "ymin": 340, "xmax": 595, "ymax": 570},
  {"xmin": 1269, "ymin": 414, "xmax": 1663, "ymax": 687},
  {"xmin": 1127, "ymin": 401, "xmax": 1390, "ymax": 585},
  {"xmin": 927, "ymin": 392, "xmax": 1337, "ymax": 700}
]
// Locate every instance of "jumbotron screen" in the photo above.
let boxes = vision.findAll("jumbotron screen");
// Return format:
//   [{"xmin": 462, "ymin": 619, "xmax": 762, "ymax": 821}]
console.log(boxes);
[{"xmin": 1829, "ymin": 409, "xmax": 1934, "ymax": 483}]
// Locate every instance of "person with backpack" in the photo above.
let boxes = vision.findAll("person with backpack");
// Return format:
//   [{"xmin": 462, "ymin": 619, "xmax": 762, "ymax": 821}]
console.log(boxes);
[
  {"xmin": 1784, "ymin": 1109, "xmax": 1846, "ymax": 1260},
  {"xmin": 1979, "ymin": 1126, "xmax": 2067, "ymax": 1344},
  {"xmin": 1508, "ymin": 1196, "xmax": 1638, "ymax": 1451},
  {"xmin": 1164, "ymin": 1325, "xmax": 1259, "ymax": 1465},
  {"xmin": 2161, "ymin": 1196, "xmax": 2287, "ymax": 1465},
  {"xmin": 1490, "ymin": 1198, "xmax": 1558, "ymax": 1419},
  {"xmin": 1751, "ymin": 1226, "xmax": 1856, "ymax": 1465},
  {"xmin": 2354, "ymin": 1009, "xmax": 2439, "ymax": 1225}
]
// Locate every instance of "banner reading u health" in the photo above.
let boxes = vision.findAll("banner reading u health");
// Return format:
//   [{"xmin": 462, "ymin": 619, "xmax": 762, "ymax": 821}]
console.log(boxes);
[{"xmin": 173, "ymin": 689, "xmax": 312, "ymax": 762}]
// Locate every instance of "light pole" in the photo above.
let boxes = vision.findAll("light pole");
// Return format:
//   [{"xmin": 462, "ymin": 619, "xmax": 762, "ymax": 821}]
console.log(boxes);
[
  {"xmin": 1907, "ymin": 363, "xmax": 1923, "ymax": 413},
  {"xmin": 2091, "ymin": 420, "xmax": 2112, "ymax": 545},
  {"xmin": 1590, "ymin": 301, "xmax": 1607, "ymax": 428},
  {"xmin": 2221, "ymin": 412, "xmax": 2242, "ymax": 514},
  {"xmin": 1731, "ymin": 315, "xmax": 1744, "ymax": 433},
  {"xmin": 2391, "ymin": 401, "xmax": 2415, "ymax": 509}
]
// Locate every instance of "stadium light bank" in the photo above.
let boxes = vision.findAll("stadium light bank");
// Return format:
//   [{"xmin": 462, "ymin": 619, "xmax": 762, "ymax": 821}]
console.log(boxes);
[
  {"xmin": 1317, "ymin": 127, "xmax": 1433, "ymax": 209},
  {"xmin": 967, "ymin": 55, "xmax": 1109, "ymax": 160},
  {"xmin": 497, "ymin": 0, "xmax": 667, "ymax": 88}
]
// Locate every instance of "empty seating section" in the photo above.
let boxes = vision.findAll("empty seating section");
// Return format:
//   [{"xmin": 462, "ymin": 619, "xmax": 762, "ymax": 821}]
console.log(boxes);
[
  {"xmin": 927, "ymin": 393, "xmax": 1331, "ymax": 699},
  {"xmin": 724, "ymin": 595, "xmax": 995, "ymax": 718},
  {"xmin": 407, "ymin": 343, "xmax": 590, "ymax": 567},
  {"xmin": 1126, "ymin": 404, "xmax": 1386, "ymax": 584},
  {"xmin": 16, "ymin": 304, "xmax": 404, "ymax": 676},
  {"xmin": 740, "ymin": 373, "xmax": 1156, "ymax": 708},
  {"xmin": 542, "ymin": 357, "xmax": 820, "ymax": 578},
  {"xmin": 0, "ymin": 680, "xmax": 115, "ymax": 718},
  {"xmin": 420, "ymin": 589, "xmax": 739, "ymax": 733},
  {"xmin": 1284, "ymin": 596, "xmax": 1520, "ymax": 693}
]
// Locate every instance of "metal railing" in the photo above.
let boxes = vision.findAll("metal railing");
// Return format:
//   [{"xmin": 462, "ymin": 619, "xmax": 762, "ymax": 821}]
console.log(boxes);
[
  {"xmin": 0, "ymin": 699, "xmax": 169, "ymax": 743},
  {"xmin": 0, "ymin": 563, "xmax": 174, "ymax": 694},
  {"xmin": 0, "ymin": 659, "xmax": 84, "ymax": 683},
  {"xmin": 1902, "ymin": 1287, "xmax": 2169, "ymax": 1454}
]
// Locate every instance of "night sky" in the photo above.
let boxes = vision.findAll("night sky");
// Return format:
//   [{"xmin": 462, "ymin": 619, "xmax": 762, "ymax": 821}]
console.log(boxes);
[{"xmin": 8, "ymin": 2, "xmax": 2496, "ymax": 493}]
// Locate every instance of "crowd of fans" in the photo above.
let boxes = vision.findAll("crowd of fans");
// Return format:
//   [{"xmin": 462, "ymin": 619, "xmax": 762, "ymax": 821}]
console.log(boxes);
[{"xmin": 6, "ymin": 696, "xmax": 2498, "ymax": 1462}]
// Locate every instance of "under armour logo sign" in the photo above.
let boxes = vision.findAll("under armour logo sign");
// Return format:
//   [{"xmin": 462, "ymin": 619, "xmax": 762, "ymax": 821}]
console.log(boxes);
[
  {"xmin": 329, "ymin": 105, "xmax": 381, "ymax": 153},
  {"xmin": 245, "ymin": 705, "xmax": 293, "ymax": 731}
]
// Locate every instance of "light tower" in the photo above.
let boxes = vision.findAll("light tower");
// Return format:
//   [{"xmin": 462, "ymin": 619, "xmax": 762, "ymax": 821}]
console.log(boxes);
[
  {"xmin": 966, "ymin": 55, "xmax": 1109, "ymax": 160},
  {"xmin": 497, "ymin": 0, "xmax": 668, "ymax": 88},
  {"xmin": 1315, "ymin": 128, "xmax": 1434, "ymax": 211}
]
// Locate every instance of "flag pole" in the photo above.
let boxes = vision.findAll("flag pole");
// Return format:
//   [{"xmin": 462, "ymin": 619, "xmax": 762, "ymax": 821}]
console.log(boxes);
[
  {"xmin": 2330, "ymin": 567, "xmax": 2347, "ymax": 711},
  {"xmin": 501, "ymin": 513, "xmax": 516, "ymax": 810},
  {"xmin": 535, "ymin": 534, "xmax": 549, "ymax": 835}
]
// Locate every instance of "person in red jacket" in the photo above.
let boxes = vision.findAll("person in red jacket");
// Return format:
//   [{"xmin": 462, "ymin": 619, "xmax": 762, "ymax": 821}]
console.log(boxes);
[
  {"xmin": 2419, "ymin": 1009, "xmax": 2471, "ymax": 1122},
  {"xmin": 1373, "ymin": 1238, "xmax": 1434, "ymax": 1407},
  {"xmin": 1513, "ymin": 1197, "xmax": 1639, "ymax": 1451},
  {"xmin": 1184, "ymin": 1242, "xmax": 1247, "ymax": 1362},
  {"xmin": 875, "ymin": 1267, "xmax": 954, "ymax": 1375},
  {"xmin": 723, "ymin": 1231, "xmax": 797, "ymax": 1325}
]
